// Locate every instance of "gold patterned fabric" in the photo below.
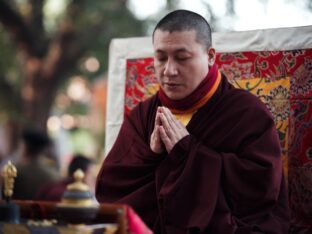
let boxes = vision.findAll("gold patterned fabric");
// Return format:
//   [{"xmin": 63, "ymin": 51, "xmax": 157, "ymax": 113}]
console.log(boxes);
[{"xmin": 124, "ymin": 49, "xmax": 312, "ymax": 232}]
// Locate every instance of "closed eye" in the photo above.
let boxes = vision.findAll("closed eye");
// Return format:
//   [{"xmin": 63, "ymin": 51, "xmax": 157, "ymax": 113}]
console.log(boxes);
[
  {"xmin": 176, "ymin": 56, "xmax": 190, "ymax": 61},
  {"xmin": 156, "ymin": 57, "xmax": 167, "ymax": 62},
  {"xmin": 175, "ymin": 51, "xmax": 192, "ymax": 61}
]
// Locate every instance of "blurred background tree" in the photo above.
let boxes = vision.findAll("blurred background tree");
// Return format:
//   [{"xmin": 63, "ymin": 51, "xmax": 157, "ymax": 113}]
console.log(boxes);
[
  {"xmin": 0, "ymin": 0, "xmax": 143, "ymax": 158},
  {"xmin": 0, "ymin": 0, "xmax": 310, "ymax": 161}
]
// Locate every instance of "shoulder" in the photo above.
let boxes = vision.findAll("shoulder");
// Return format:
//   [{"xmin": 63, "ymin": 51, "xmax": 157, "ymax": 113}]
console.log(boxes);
[
  {"xmin": 222, "ymin": 83, "xmax": 273, "ymax": 119},
  {"xmin": 208, "ymin": 78, "xmax": 276, "ymax": 134},
  {"xmin": 221, "ymin": 87, "xmax": 277, "ymax": 140},
  {"xmin": 128, "ymin": 94, "xmax": 159, "ymax": 118},
  {"xmin": 127, "ymin": 94, "xmax": 159, "ymax": 127},
  {"xmin": 120, "ymin": 94, "xmax": 159, "ymax": 138}
]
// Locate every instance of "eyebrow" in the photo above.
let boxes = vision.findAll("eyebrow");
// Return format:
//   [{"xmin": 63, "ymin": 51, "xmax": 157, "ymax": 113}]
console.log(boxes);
[{"xmin": 155, "ymin": 48, "xmax": 192, "ymax": 54}]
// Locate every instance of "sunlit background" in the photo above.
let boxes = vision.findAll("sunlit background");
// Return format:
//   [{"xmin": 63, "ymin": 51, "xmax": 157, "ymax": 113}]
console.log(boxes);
[
  {"xmin": 129, "ymin": 0, "xmax": 312, "ymax": 30},
  {"xmin": 0, "ymin": 0, "xmax": 311, "ymax": 174}
]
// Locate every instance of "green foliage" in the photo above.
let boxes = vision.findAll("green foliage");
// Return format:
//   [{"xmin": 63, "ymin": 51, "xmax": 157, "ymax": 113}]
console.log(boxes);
[
  {"xmin": 0, "ymin": 0, "xmax": 144, "ymax": 120},
  {"xmin": 0, "ymin": 27, "xmax": 22, "ymax": 121},
  {"xmin": 65, "ymin": 101, "xmax": 89, "ymax": 115},
  {"xmin": 0, "ymin": 27, "xmax": 22, "ymax": 87},
  {"xmin": 66, "ymin": 0, "xmax": 144, "ymax": 79}
]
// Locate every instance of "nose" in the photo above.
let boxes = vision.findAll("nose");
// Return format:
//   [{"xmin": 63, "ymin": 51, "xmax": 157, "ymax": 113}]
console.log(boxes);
[{"xmin": 163, "ymin": 59, "xmax": 178, "ymax": 77}]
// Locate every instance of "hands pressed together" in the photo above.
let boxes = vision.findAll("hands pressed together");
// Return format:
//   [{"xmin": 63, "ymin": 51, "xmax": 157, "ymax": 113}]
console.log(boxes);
[{"xmin": 150, "ymin": 106, "xmax": 189, "ymax": 154}]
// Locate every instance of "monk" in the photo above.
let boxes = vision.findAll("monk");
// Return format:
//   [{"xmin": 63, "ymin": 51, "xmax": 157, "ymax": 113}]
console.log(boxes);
[{"xmin": 96, "ymin": 10, "xmax": 290, "ymax": 233}]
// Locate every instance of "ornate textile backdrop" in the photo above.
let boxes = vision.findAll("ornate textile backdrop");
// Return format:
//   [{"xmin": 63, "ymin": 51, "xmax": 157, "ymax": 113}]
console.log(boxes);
[{"xmin": 106, "ymin": 26, "xmax": 312, "ymax": 233}]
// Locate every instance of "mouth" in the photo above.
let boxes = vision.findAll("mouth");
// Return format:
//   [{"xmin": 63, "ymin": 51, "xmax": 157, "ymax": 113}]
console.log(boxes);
[{"xmin": 164, "ymin": 83, "xmax": 181, "ymax": 88}]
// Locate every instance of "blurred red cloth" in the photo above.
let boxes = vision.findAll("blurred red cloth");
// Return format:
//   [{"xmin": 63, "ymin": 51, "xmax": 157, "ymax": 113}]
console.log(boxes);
[
  {"xmin": 35, "ymin": 178, "xmax": 72, "ymax": 201},
  {"xmin": 126, "ymin": 206, "xmax": 153, "ymax": 234}
]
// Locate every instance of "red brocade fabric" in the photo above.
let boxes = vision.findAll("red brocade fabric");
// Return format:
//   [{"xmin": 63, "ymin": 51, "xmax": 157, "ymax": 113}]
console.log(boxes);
[{"xmin": 123, "ymin": 50, "xmax": 312, "ymax": 233}]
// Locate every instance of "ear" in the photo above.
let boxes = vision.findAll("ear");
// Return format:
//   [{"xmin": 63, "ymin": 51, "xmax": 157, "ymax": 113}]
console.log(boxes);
[{"xmin": 207, "ymin": 48, "xmax": 216, "ymax": 66}]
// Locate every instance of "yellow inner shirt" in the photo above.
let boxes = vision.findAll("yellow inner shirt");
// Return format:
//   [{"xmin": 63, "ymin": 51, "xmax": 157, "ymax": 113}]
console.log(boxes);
[{"xmin": 170, "ymin": 71, "xmax": 222, "ymax": 126}]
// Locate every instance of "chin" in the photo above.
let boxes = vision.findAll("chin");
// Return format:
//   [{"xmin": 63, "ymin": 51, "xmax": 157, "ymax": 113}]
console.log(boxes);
[
  {"xmin": 166, "ymin": 92, "xmax": 184, "ymax": 100},
  {"xmin": 162, "ymin": 86, "xmax": 187, "ymax": 100}
]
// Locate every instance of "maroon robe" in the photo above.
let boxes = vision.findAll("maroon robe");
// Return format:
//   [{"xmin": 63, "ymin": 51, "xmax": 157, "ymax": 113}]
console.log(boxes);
[{"xmin": 96, "ymin": 75, "xmax": 290, "ymax": 233}]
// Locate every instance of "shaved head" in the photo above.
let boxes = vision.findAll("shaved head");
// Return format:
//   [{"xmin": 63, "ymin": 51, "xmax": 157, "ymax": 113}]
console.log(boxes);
[{"xmin": 153, "ymin": 10, "xmax": 212, "ymax": 49}]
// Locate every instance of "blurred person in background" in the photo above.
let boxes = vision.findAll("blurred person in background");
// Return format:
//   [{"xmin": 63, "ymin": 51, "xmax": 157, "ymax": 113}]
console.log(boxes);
[
  {"xmin": 36, "ymin": 154, "xmax": 96, "ymax": 201},
  {"xmin": 13, "ymin": 129, "xmax": 60, "ymax": 200}
]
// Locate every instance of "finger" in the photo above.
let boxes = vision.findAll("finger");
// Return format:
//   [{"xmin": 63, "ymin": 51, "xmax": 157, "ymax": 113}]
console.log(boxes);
[
  {"xmin": 165, "ymin": 108, "xmax": 190, "ymax": 138},
  {"xmin": 154, "ymin": 113, "xmax": 164, "ymax": 139},
  {"xmin": 151, "ymin": 116, "xmax": 159, "ymax": 141},
  {"xmin": 159, "ymin": 107, "xmax": 175, "ymax": 130},
  {"xmin": 159, "ymin": 112, "xmax": 174, "ymax": 140},
  {"xmin": 167, "ymin": 108, "xmax": 182, "ymax": 129},
  {"xmin": 150, "ymin": 127, "xmax": 156, "ymax": 145},
  {"xmin": 156, "ymin": 125, "xmax": 162, "ymax": 141},
  {"xmin": 159, "ymin": 126, "xmax": 173, "ymax": 153},
  {"xmin": 155, "ymin": 110, "xmax": 162, "ymax": 127},
  {"xmin": 151, "ymin": 124, "xmax": 157, "ymax": 140},
  {"xmin": 164, "ymin": 107, "xmax": 176, "ymax": 122},
  {"xmin": 150, "ymin": 125, "xmax": 164, "ymax": 154},
  {"xmin": 163, "ymin": 107, "xmax": 181, "ymax": 135}
]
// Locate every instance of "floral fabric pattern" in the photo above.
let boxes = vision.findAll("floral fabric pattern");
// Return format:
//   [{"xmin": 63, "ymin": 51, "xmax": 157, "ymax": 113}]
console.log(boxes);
[{"xmin": 125, "ymin": 49, "xmax": 312, "ymax": 233}]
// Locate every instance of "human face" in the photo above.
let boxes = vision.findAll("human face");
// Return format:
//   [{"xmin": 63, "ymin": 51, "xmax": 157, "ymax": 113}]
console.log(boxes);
[{"xmin": 153, "ymin": 29, "xmax": 214, "ymax": 100}]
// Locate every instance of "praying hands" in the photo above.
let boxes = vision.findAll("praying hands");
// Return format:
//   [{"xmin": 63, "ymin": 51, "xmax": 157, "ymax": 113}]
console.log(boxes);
[{"xmin": 150, "ymin": 106, "xmax": 189, "ymax": 154}]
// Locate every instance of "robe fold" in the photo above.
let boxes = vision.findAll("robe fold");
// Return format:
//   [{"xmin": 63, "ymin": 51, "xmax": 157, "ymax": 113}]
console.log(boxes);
[{"xmin": 96, "ymin": 75, "xmax": 290, "ymax": 233}]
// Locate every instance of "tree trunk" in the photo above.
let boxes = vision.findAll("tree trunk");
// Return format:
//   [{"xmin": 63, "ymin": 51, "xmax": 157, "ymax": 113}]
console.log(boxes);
[{"xmin": 21, "ymin": 55, "xmax": 61, "ymax": 131}]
